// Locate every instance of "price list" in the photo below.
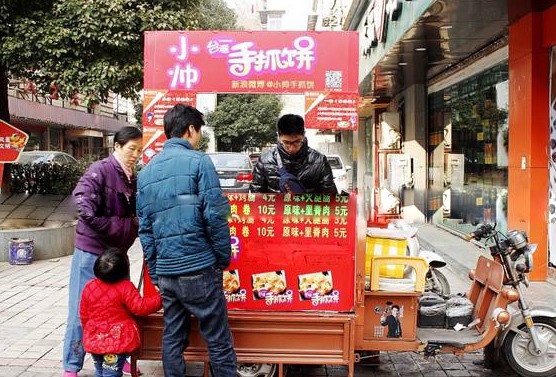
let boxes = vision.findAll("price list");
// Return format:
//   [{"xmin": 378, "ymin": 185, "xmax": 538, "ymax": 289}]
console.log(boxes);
[{"xmin": 223, "ymin": 193, "xmax": 356, "ymax": 312}]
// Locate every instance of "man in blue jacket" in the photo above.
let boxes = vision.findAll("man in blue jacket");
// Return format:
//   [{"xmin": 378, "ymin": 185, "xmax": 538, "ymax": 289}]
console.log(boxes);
[{"xmin": 137, "ymin": 104, "xmax": 236, "ymax": 377}]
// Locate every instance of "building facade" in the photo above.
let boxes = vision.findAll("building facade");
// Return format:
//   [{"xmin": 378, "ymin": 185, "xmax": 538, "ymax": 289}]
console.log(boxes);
[
  {"xmin": 345, "ymin": 0, "xmax": 556, "ymax": 280},
  {"xmin": 7, "ymin": 79, "xmax": 135, "ymax": 159}
]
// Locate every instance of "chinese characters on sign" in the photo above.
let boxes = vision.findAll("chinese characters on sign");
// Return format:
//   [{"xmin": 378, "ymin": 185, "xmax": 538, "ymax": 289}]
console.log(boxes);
[
  {"xmin": 144, "ymin": 31, "xmax": 359, "ymax": 93},
  {"xmin": 142, "ymin": 90, "xmax": 196, "ymax": 163},
  {"xmin": 223, "ymin": 193, "xmax": 356, "ymax": 311},
  {"xmin": 219, "ymin": 36, "xmax": 316, "ymax": 77},
  {"xmin": 305, "ymin": 92, "xmax": 359, "ymax": 130},
  {"xmin": 363, "ymin": 0, "xmax": 403, "ymax": 56}
]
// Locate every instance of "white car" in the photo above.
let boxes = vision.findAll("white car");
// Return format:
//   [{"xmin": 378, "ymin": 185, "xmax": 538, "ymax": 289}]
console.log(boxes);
[
  {"xmin": 17, "ymin": 151, "xmax": 78, "ymax": 165},
  {"xmin": 326, "ymin": 154, "xmax": 351, "ymax": 192}
]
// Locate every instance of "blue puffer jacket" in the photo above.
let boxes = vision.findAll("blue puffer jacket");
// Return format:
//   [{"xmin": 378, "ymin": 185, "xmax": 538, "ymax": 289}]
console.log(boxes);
[{"xmin": 137, "ymin": 138, "xmax": 231, "ymax": 285}]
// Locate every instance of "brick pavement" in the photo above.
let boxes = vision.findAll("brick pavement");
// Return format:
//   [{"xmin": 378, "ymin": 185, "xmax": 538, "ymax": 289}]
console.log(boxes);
[{"xmin": 0, "ymin": 240, "xmax": 516, "ymax": 377}]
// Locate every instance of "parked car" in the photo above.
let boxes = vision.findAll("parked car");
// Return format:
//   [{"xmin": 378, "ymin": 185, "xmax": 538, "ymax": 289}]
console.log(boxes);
[
  {"xmin": 208, "ymin": 152, "xmax": 253, "ymax": 193},
  {"xmin": 326, "ymin": 154, "xmax": 351, "ymax": 192},
  {"xmin": 17, "ymin": 151, "xmax": 78, "ymax": 165}
]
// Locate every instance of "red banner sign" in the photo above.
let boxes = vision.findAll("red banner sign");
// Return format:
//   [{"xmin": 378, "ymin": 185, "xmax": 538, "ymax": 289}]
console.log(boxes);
[
  {"xmin": 305, "ymin": 91, "xmax": 359, "ymax": 130},
  {"xmin": 144, "ymin": 31, "xmax": 359, "ymax": 93},
  {"xmin": 142, "ymin": 90, "xmax": 196, "ymax": 163},
  {"xmin": 224, "ymin": 193, "xmax": 356, "ymax": 312},
  {"xmin": 0, "ymin": 120, "xmax": 29, "ymax": 163}
]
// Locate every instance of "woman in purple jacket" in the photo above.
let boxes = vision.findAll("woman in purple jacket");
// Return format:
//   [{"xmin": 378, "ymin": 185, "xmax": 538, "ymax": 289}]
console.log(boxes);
[{"xmin": 62, "ymin": 126, "xmax": 142, "ymax": 377}]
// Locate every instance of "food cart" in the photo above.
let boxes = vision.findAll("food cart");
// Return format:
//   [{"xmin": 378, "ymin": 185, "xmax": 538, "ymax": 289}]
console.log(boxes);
[
  {"xmin": 132, "ymin": 30, "xmax": 556, "ymax": 377},
  {"xmin": 133, "ymin": 192, "xmax": 543, "ymax": 377}
]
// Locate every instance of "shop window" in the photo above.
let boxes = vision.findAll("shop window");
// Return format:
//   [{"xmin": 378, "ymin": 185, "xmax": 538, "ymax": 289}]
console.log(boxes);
[
  {"xmin": 428, "ymin": 62, "xmax": 509, "ymax": 234},
  {"xmin": 49, "ymin": 127, "xmax": 61, "ymax": 151},
  {"xmin": 24, "ymin": 130, "xmax": 46, "ymax": 151}
]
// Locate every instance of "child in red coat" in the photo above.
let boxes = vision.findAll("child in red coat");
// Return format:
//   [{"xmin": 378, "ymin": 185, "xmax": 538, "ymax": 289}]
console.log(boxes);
[{"xmin": 79, "ymin": 248, "xmax": 161, "ymax": 377}]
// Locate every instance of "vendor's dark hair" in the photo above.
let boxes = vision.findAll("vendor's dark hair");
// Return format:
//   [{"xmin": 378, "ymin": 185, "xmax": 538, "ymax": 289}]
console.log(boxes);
[
  {"xmin": 94, "ymin": 248, "xmax": 129, "ymax": 283},
  {"xmin": 392, "ymin": 305, "xmax": 400, "ymax": 310},
  {"xmin": 277, "ymin": 114, "xmax": 305, "ymax": 135},
  {"xmin": 164, "ymin": 104, "xmax": 205, "ymax": 139},
  {"xmin": 114, "ymin": 126, "xmax": 142, "ymax": 147}
]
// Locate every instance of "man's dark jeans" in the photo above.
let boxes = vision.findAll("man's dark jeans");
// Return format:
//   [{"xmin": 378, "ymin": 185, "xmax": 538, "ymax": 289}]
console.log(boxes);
[{"xmin": 159, "ymin": 267, "xmax": 237, "ymax": 377}]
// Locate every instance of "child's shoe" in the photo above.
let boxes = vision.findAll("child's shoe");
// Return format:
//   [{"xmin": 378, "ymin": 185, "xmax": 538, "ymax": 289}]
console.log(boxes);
[
  {"xmin": 62, "ymin": 372, "xmax": 78, "ymax": 377},
  {"xmin": 123, "ymin": 360, "xmax": 141, "ymax": 375}
]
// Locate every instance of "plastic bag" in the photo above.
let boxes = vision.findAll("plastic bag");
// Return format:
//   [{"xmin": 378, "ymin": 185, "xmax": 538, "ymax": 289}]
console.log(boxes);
[
  {"xmin": 420, "ymin": 303, "xmax": 447, "ymax": 316},
  {"xmin": 446, "ymin": 305, "xmax": 473, "ymax": 317},
  {"xmin": 419, "ymin": 292, "xmax": 445, "ymax": 307},
  {"xmin": 446, "ymin": 295, "xmax": 472, "ymax": 308}
]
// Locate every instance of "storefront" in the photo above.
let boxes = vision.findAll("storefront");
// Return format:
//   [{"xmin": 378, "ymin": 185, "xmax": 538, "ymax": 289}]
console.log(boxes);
[
  {"xmin": 428, "ymin": 51, "xmax": 510, "ymax": 235},
  {"xmin": 346, "ymin": 0, "xmax": 556, "ymax": 280}
]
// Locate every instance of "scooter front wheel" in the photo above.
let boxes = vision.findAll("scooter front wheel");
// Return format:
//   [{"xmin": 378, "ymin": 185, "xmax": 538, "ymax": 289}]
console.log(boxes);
[{"xmin": 503, "ymin": 316, "xmax": 556, "ymax": 377}]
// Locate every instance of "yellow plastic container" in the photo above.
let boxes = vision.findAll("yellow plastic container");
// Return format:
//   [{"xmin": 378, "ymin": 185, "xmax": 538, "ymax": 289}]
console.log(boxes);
[
  {"xmin": 365, "ymin": 235, "xmax": 407, "ymax": 278},
  {"xmin": 370, "ymin": 256, "xmax": 428, "ymax": 293}
]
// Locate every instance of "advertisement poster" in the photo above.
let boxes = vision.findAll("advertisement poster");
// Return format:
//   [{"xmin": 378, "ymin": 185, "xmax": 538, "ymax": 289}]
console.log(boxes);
[
  {"xmin": 144, "ymin": 31, "xmax": 359, "ymax": 93},
  {"xmin": 304, "ymin": 92, "xmax": 359, "ymax": 130},
  {"xmin": 142, "ymin": 90, "xmax": 196, "ymax": 164},
  {"xmin": 0, "ymin": 120, "xmax": 29, "ymax": 163},
  {"xmin": 224, "ymin": 193, "xmax": 356, "ymax": 312}
]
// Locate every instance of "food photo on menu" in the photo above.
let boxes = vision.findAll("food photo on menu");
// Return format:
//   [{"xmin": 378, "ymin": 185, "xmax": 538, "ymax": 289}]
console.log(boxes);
[
  {"xmin": 298, "ymin": 271, "xmax": 334, "ymax": 300},
  {"xmin": 251, "ymin": 271, "xmax": 287, "ymax": 300},
  {"xmin": 223, "ymin": 270, "xmax": 241, "ymax": 294}
]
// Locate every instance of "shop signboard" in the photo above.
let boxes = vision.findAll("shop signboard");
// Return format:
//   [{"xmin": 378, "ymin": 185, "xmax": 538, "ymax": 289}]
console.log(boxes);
[
  {"xmin": 142, "ymin": 90, "xmax": 196, "ymax": 164},
  {"xmin": 144, "ymin": 31, "xmax": 359, "ymax": 93},
  {"xmin": 223, "ymin": 193, "xmax": 356, "ymax": 312},
  {"xmin": 304, "ymin": 91, "xmax": 359, "ymax": 130},
  {"xmin": 0, "ymin": 120, "xmax": 29, "ymax": 163},
  {"xmin": 363, "ymin": 0, "xmax": 403, "ymax": 54}
]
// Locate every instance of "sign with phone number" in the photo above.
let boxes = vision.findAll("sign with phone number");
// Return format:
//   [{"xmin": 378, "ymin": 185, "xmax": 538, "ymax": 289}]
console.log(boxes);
[{"xmin": 224, "ymin": 193, "xmax": 356, "ymax": 312}]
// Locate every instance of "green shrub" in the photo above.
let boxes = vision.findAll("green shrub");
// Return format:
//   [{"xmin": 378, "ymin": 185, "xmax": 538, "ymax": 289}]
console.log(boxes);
[{"xmin": 10, "ymin": 158, "xmax": 96, "ymax": 195}]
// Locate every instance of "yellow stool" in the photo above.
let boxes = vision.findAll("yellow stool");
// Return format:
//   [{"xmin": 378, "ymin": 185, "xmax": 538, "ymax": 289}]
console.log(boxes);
[{"xmin": 370, "ymin": 256, "xmax": 428, "ymax": 293}]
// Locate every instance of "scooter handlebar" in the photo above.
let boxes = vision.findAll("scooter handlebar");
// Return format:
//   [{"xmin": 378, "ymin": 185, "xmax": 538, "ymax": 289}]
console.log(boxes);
[
  {"xmin": 464, "ymin": 233, "xmax": 475, "ymax": 241},
  {"xmin": 465, "ymin": 224, "xmax": 494, "ymax": 241}
]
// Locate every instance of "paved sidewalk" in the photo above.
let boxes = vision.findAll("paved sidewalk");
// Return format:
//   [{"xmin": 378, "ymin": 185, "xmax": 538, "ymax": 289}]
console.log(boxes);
[{"xmin": 0, "ymin": 239, "xmax": 518, "ymax": 377}]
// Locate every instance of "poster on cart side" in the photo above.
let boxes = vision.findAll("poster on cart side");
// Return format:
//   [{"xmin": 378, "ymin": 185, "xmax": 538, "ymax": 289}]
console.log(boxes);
[
  {"xmin": 142, "ymin": 90, "xmax": 196, "ymax": 164},
  {"xmin": 224, "ymin": 193, "xmax": 356, "ymax": 312}
]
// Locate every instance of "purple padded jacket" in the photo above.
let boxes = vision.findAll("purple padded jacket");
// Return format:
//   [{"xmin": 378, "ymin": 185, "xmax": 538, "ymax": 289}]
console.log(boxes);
[{"xmin": 73, "ymin": 155, "xmax": 138, "ymax": 255}]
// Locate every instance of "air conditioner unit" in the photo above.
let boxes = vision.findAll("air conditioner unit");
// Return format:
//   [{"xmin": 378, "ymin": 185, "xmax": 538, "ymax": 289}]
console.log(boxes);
[
  {"xmin": 379, "ymin": 112, "xmax": 401, "ymax": 149},
  {"xmin": 387, "ymin": 154, "xmax": 412, "ymax": 192},
  {"xmin": 445, "ymin": 154, "xmax": 465, "ymax": 190}
]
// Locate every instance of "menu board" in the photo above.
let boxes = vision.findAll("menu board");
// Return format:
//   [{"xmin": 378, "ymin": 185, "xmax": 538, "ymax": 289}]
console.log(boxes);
[{"xmin": 223, "ymin": 193, "xmax": 356, "ymax": 312}]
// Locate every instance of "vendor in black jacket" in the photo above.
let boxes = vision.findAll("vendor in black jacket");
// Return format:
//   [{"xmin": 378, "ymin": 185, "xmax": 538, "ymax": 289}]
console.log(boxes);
[{"xmin": 250, "ymin": 114, "xmax": 337, "ymax": 194}]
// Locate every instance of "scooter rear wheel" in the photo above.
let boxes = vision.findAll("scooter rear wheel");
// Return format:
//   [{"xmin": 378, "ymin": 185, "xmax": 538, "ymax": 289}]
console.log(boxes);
[
  {"xmin": 425, "ymin": 269, "xmax": 450, "ymax": 296},
  {"xmin": 503, "ymin": 316, "xmax": 556, "ymax": 377}
]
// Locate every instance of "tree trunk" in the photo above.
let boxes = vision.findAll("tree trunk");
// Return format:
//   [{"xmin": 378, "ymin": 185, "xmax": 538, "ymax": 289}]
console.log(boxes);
[
  {"xmin": 0, "ymin": 65, "xmax": 9, "ymax": 122},
  {"xmin": 0, "ymin": 65, "xmax": 12, "ymax": 194}
]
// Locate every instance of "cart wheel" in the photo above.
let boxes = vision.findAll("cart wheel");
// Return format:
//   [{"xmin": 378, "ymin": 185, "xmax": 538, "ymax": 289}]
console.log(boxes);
[
  {"xmin": 235, "ymin": 363, "xmax": 284, "ymax": 377},
  {"xmin": 503, "ymin": 317, "xmax": 556, "ymax": 377},
  {"xmin": 425, "ymin": 269, "xmax": 450, "ymax": 296}
]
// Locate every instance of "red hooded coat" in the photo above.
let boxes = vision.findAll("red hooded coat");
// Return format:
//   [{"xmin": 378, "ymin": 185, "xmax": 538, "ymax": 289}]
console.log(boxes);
[{"xmin": 79, "ymin": 278, "xmax": 161, "ymax": 354}]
